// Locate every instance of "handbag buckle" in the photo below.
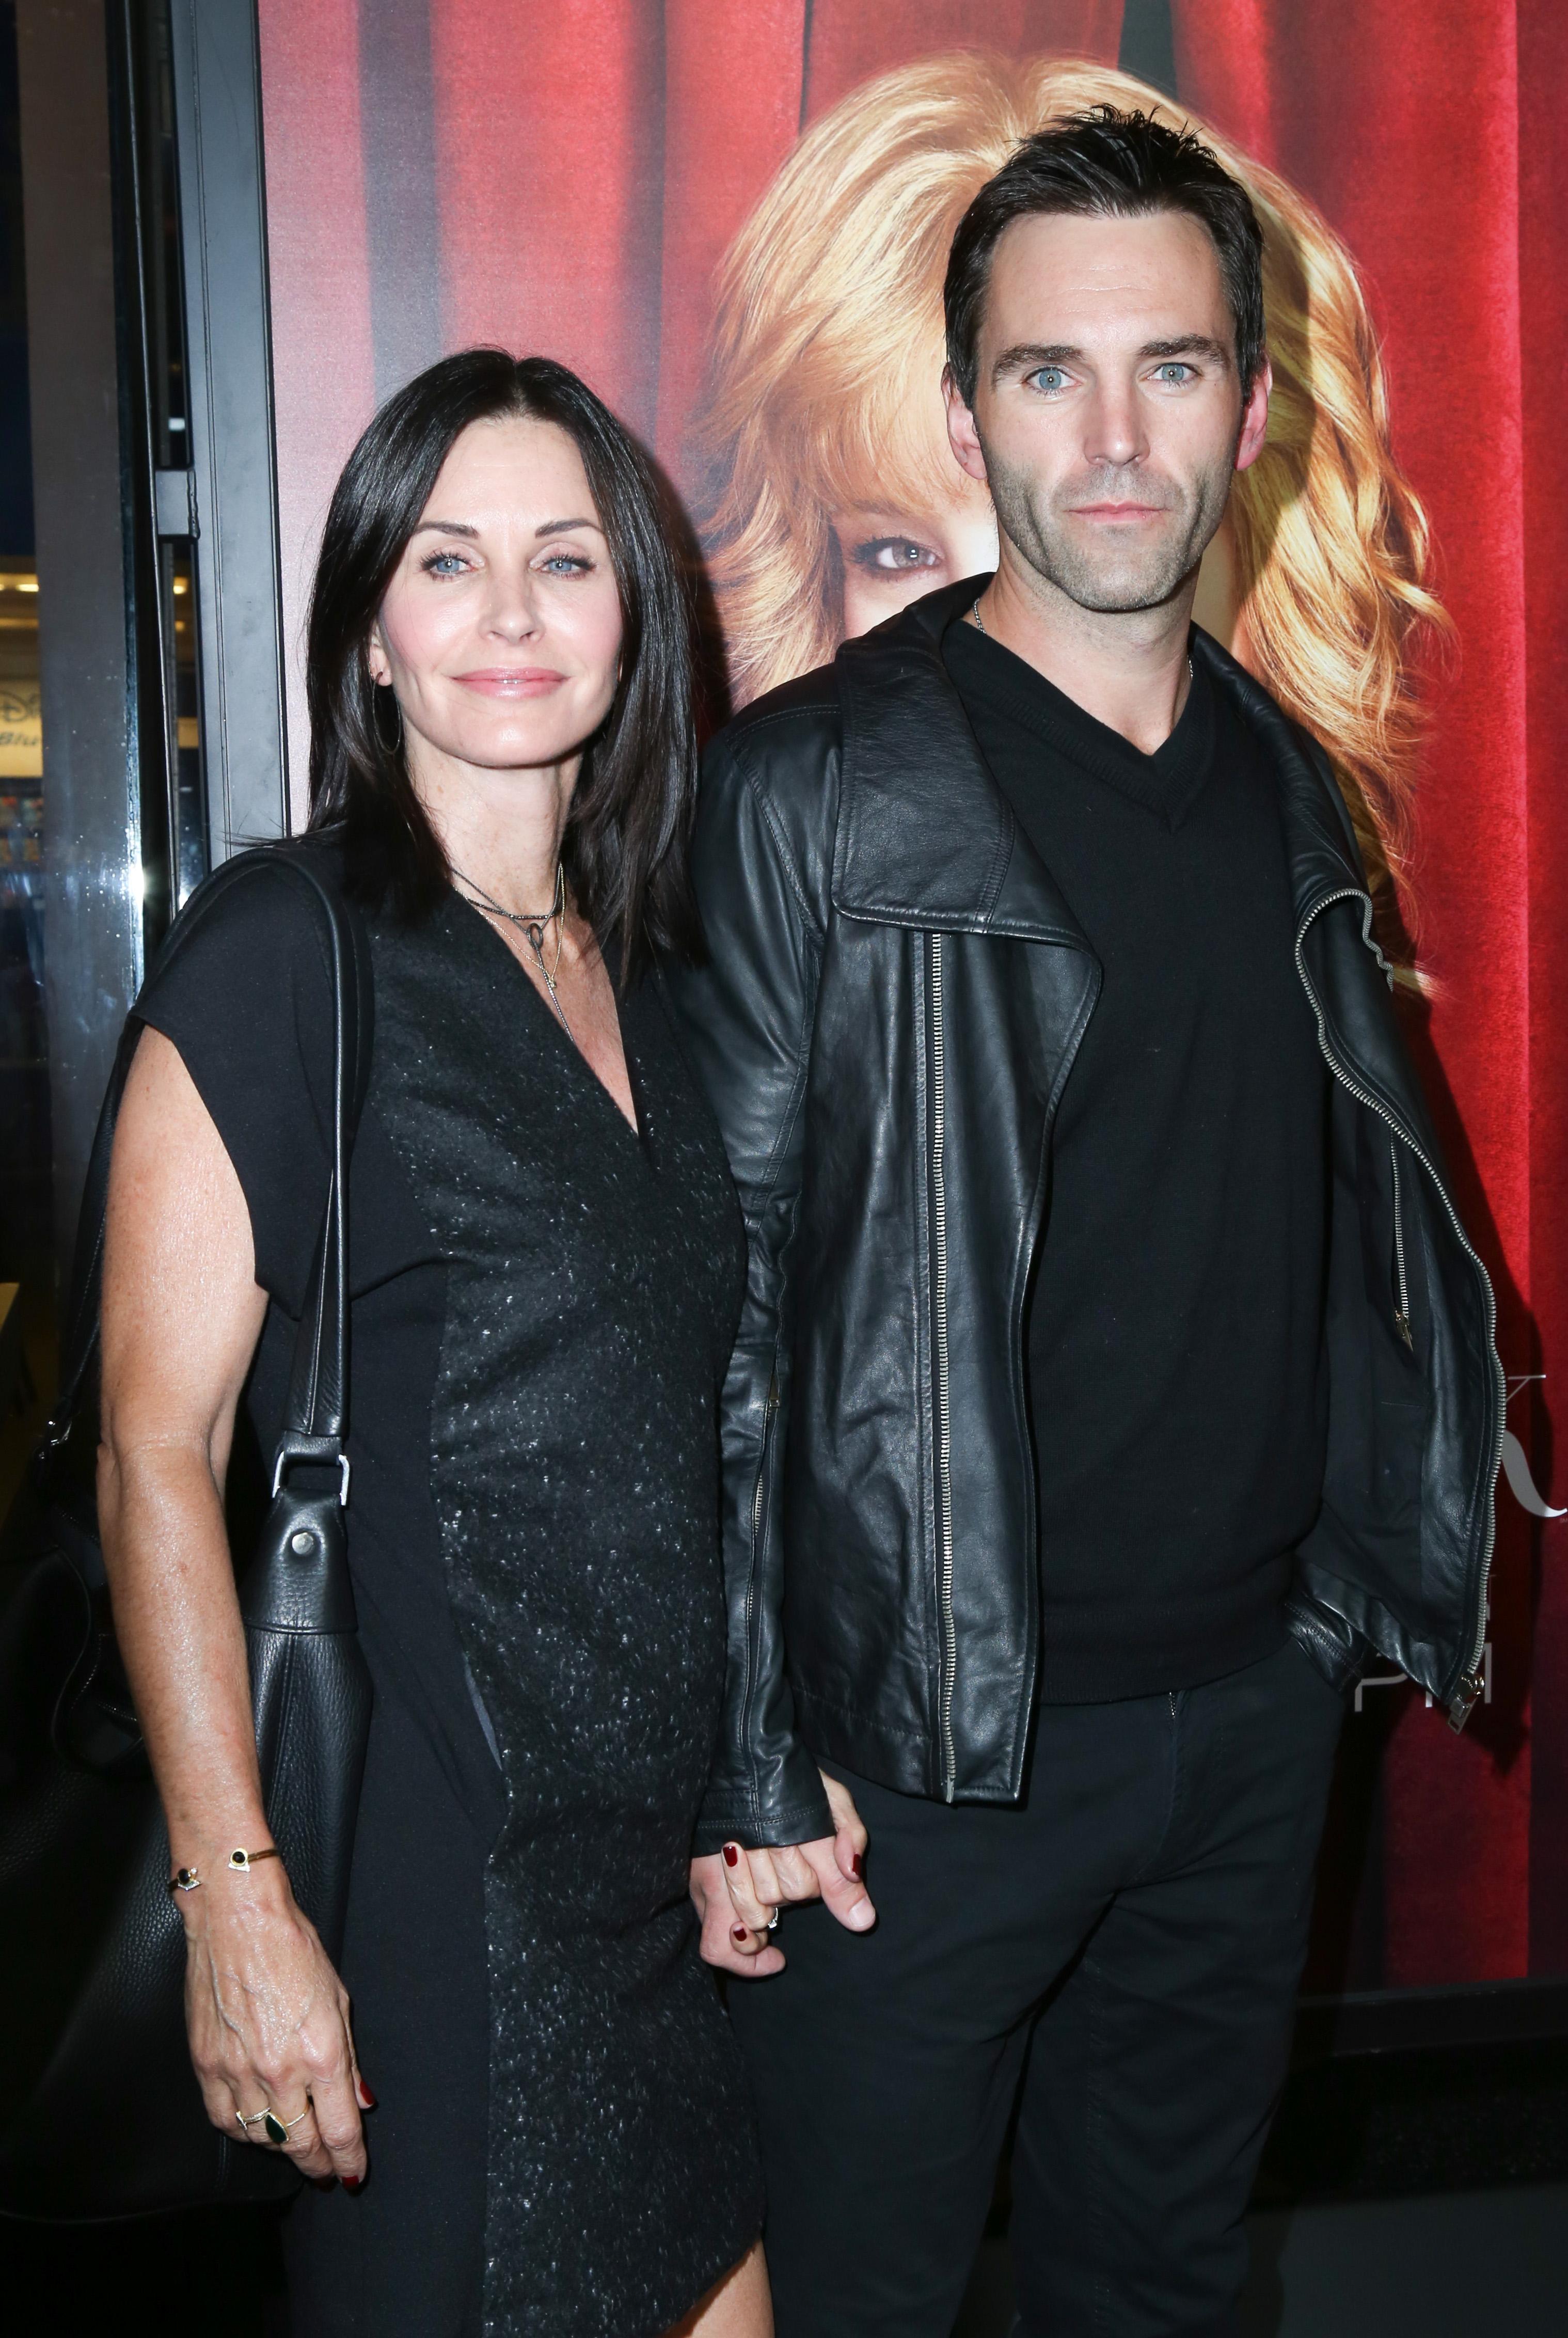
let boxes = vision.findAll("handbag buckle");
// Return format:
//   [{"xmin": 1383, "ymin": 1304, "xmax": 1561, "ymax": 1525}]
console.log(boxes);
[{"xmin": 271, "ymin": 1450, "xmax": 352, "ymax": 1507}]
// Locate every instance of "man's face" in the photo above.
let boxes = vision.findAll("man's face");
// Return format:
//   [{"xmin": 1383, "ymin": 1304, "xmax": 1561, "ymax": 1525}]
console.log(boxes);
[{"xmin": 945, "ymin": 208, "xmax": 1269, "ymax": 615}]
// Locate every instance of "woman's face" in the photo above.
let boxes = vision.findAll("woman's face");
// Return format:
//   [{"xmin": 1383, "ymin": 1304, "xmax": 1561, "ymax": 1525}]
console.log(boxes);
[
  {"xmin": 831, "ymin": 472, "xmax": 999, "ymax": 638},
  {"xmin": 368, "ymin": 416, "xmax": 623, "ymax": 780}
]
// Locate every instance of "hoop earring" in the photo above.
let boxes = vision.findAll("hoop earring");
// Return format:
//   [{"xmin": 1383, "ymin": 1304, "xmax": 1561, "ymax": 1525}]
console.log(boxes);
[{"xmin": 371, "ymin": 682, "xmax": 404, "ymax": 758}]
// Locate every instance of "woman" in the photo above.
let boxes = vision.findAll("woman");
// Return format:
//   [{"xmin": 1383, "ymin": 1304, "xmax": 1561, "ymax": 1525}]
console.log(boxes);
[
  {"xmin": 696, "ymin": 52, "xmax": 1445, "ymax": 931},
  {"xmin": 98, "ymin": 352, "xmax": 770, "ymax": 2337}
]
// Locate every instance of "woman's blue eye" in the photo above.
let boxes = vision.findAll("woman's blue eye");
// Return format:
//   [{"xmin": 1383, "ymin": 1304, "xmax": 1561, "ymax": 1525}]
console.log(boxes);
[
  {"xmin": 541, "ymin": 552, "xmax": 591, "ymax": 575},
  {"xmin": 422, "ymin": 551, "xmax": 468, "ymax": 577}
]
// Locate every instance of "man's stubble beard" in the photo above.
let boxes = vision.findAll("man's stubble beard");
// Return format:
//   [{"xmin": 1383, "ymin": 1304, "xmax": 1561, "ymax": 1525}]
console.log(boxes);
[{"xmin": 980, "ymin": 433, "xmax": 1236, "ymax": 618}]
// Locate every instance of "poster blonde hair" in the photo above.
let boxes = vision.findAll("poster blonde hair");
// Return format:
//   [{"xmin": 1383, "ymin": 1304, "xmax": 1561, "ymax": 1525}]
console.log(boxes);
[{"xmin": 695, "ymin": 53, "xmax": 1445, "ymax": 919}]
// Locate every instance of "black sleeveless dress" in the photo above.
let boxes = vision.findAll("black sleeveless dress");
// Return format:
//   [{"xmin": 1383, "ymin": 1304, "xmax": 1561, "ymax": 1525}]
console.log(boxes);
[{"xmin": 138, "ymin": 851, "xmax": 762, "ymax": 2338}]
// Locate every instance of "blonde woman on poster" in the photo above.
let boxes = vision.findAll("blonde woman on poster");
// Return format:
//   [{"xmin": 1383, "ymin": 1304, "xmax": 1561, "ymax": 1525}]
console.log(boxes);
[{"xmin": 697, "ymin": 52, "xmax": 1443, "ymax": 930}]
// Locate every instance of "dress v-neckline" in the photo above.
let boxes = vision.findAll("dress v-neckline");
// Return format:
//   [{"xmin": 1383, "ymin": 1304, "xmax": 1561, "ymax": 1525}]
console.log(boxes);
[{"xmin": 451, "ymin": 892, "xmax": 645, "ymax": 1146}]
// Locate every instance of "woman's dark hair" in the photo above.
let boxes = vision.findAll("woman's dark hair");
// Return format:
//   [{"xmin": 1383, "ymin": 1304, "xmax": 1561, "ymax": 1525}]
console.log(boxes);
[
  {"xmin": 944, "ymin": 105, "xmax": 1266, "ymax": 407},
  {"xmin": 306, "ymin": 349, "xmax": 702, "ymax": 981}
]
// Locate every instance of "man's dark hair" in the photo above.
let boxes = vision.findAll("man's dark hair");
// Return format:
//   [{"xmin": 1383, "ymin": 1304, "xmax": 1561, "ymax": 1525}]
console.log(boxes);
[
  {"xmin": 944, "ymin": 106, "xmax": 1266, "ymax": 407},
  {"xmin": 306, "ymin": 349, "xmax": 701, "ymax": 983}
]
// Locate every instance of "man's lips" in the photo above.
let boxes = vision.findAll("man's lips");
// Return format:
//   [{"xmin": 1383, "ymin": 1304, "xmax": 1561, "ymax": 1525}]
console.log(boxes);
[
  {"xmin": 454, "ymin": 668, "xmax": 568, "ymax": 697},
  {"xmin": 1068, "ymin": 501, "xmax": 1170, "ymax": 520}
]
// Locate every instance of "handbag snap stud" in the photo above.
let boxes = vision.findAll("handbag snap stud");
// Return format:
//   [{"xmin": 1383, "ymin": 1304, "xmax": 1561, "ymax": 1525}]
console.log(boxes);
[{"xmin": 289, "ymin": 1529, "xmax": 315, "ymax": 1554}]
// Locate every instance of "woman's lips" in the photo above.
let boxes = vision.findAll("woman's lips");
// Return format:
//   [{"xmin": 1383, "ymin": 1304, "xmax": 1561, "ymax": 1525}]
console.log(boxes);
[{"xmin": 455, "ymin": 668, "xmax": 567, "ymax": 697}]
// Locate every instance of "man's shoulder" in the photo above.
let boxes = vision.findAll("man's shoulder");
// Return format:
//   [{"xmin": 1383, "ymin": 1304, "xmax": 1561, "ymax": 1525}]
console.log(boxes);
[{"xmin": 707, "ymin": 662, "xmax": 844, "ymax": 796}]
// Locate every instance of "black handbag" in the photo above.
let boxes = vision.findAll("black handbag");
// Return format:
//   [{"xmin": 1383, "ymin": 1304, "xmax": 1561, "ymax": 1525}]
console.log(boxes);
[{"xmin": 0, "ymin": 846, "xmax": 374, "ymax": 2220}]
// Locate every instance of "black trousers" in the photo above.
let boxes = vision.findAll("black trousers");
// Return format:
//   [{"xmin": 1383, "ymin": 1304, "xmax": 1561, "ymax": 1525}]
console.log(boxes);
[{"xmin": 728, "ymin": 1639, "xmax": 1345, "ymax": 2337}]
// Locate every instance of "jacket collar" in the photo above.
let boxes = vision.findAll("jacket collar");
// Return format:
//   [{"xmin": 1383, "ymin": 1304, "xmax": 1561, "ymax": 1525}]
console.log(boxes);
[
  {"xmin": 831, "ymin": 577, "xmax": 1371, "ymax": 943},
  {"xmin": 830, "ymin": 577, "xmax": 1091, "ymax": 947},
  {"xmin": 1187, "ymin": 627, "xmax": 1370, "ymax": 930}
]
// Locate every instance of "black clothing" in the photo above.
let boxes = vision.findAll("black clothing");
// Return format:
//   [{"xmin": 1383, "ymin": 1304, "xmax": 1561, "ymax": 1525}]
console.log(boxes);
[
  {"xmin": 941, "ymin": 622, "xmax": 1328, "ymax": 1701},
  {"xmin": 673, "ymin": 577, "xmax": 1502, "ymax": 1852},
  {"xmin": 730, "ymin": 1638, "xmax": 1347, "ymax": 2337},
  {"xmin": 139, "ymin": 853, "xmax": 762, "ymax": 2338}
]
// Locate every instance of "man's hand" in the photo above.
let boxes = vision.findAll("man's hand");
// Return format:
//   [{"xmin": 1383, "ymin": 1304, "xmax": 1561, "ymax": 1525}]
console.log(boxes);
[{"xmin": 690, "ymin": 1773, "xmax": 874, "ymax": 1977}]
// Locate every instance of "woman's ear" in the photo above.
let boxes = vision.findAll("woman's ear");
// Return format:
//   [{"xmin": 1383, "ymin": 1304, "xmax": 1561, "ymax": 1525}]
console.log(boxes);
[{"xmin": 365, "ymin": 624, "xmax": 392, "ymax": 689}]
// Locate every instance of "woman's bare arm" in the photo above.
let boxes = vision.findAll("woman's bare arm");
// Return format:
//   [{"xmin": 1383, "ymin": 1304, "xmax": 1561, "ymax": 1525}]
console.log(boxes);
[{"xmin": 98, "ymin": 1027, "xmax": 368, "ymax": 2183}]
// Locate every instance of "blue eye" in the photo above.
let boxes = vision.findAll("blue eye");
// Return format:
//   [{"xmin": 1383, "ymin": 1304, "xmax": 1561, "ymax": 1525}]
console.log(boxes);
[
  {"xmin": 540, "ymin": 551, "xmax": 592, "ymax": 576},
  {"xmin": 1027, "ymin": 367, "xmax": 1068, "ymax": 394},
  {"xmin": 421, "ymin": 551, "xmax": 469, "ymax": 578},
  {"xmin": 1153, "ymin": 363, "xmax": 1194, "ymax": 385}
]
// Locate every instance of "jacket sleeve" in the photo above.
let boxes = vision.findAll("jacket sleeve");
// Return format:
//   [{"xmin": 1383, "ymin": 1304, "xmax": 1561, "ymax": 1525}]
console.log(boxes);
[{"xmin": 672, "ymin": 729, "xmax": 836, "ymax": 1854}]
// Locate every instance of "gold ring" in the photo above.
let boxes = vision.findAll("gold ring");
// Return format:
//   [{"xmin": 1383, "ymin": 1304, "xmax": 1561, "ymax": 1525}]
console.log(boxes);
[
  {"xmin": 263, "ymin": 2108, "xmax": 310, "ymax": 2146},
  {"xmin": 236, "ymin": 2108, "xmax": 271, "ymax": 2134}
]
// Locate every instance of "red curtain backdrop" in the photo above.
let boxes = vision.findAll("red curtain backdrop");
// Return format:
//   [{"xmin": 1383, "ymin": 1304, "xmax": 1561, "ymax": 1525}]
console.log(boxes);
[{"xmin": 256, "ymin": 0, "xmax": 1567, "ymax": 1987}]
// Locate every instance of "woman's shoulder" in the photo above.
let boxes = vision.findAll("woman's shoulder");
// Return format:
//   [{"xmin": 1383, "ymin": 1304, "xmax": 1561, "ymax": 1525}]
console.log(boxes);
[
  {"xmin": 142, "ymin": 834, "xmax": 354, "ymax": 1020},
  {"xmin": 134, "ymin": 834, "xmax": 360, "ymax": 1121}
]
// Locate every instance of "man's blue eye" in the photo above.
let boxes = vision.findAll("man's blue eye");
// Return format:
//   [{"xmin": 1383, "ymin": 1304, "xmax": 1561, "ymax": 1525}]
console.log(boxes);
[
  {"xmin": 1029, "ymin": 368, "xmax": 1067, "ymax": 393},
  {"xmin": 1155, "ymin": 364, "xmax": 1193, "ymax": 384}
]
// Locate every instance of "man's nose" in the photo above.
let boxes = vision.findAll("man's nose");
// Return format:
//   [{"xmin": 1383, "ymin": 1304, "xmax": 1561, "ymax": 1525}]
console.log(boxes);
[{"xmin": 1082, "ymin": 381, "xmax": 1146, "ymax": 470}]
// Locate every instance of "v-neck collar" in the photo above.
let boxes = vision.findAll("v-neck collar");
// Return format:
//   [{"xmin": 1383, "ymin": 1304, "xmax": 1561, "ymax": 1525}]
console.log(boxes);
[
  {"xmin": 447, "ymin": 890, "xmax": 648, "ymax": 1151},
  {"xmin": 943, "ymin": 613, "xmax": 1217, "ymax": 833}
]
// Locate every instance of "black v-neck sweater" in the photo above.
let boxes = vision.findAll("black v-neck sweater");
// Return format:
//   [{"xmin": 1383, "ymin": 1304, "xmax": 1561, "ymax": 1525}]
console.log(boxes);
[{"xmin": 943, "ymin": 618, "xmax": 1329, "ymax": 1701}]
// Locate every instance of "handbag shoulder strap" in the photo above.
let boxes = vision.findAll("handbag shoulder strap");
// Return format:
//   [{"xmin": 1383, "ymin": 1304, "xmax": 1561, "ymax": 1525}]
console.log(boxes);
[{"xmin": 43, "ymin": 846, "xmax": 374, "ymax": 1488}]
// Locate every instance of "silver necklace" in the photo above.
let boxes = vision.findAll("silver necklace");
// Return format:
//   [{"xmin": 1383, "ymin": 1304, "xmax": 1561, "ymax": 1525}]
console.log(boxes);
[
  {"xmin": 970, "ymin": 593, "xmax": 1194, "ymax": 687},
  {"xmin": 451, "ymin": 860, "xmax": 574, "ymax": 1038}
]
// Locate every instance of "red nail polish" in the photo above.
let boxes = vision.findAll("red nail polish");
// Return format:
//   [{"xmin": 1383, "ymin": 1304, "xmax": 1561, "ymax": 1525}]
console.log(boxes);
[
  {"xmin": 732, "ymin": 1923, "xmax": 749, "ymax": 1944},
  {"xmin": 343, "ymin": 2175, "xmax": 364, "ymax": 2192},
  {"xmin": 851, "ymin": 1853, "xmax": 864, "ymax": 1882},
  {"xmin": 722, "ymin": 1843, "xmax": 740, "ymax": 1868},
  {"xmin": 359, "ymin": 2081, "xmax": 377, "ymax": 2109}
]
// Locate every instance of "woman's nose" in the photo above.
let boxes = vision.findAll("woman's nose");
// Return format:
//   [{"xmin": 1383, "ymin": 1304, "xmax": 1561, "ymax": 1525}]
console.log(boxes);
[{"xmin": 481, "ymin": 570, "xmax": 543, "ymax": 640}]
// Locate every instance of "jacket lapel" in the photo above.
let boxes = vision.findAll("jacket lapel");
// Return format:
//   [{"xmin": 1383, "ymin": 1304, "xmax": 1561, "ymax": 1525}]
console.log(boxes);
[{"xmin": 830, "ymin": 579, "xmax": 1092, "ymax": 950}]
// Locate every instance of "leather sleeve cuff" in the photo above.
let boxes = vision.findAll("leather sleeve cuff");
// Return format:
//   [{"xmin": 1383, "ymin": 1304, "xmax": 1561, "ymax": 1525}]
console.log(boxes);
[
  {"xmin": 1285, "ymin": 1594, "xmax": 1371, "ymax": 1695},
  {"xmin": 692, "ymin": 1783, "xmax": 836, "ymax": 1858}
]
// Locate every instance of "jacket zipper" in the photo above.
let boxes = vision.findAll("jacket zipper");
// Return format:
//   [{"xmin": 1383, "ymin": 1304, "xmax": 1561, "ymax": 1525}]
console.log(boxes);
[
  {"xmin": 928, "ymin": 933, "xmax": 957, "ymax": 1800},
  {"xmin": 741, "ymin": 1375, "xmax": 779, "ymax": 1754},
  {"xmin": 1295, "ymin": 888, "xmax": 1503, "ymax": 1721},
  {"xmin": 1389, "ymin": 1141, "xmax": 1413, "ymax": 1348}
]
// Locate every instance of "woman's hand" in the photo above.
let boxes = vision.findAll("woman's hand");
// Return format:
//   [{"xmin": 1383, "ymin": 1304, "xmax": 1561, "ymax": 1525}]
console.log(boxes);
[
  {"xmin": 690, "ymin": 1772, "xmax": 874, "ymax": 1976},
  {"xmin": 179, "ymin": 1858, "xmax": 370, "ymax": 2184}
]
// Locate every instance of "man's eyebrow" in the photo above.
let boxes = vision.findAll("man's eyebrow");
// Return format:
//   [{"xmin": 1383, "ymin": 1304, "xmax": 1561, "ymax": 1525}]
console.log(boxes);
[
  {"xmin": 1139, "ymin": 335, "xmax": 1232, "ymax": 366},
  {"xmin": 989, "ymin": 334, "xmax": 1235, "ymax": 384},
  {"xmin": 991, "ymin": 342, "xmax": 1081, "ymax": 382}
]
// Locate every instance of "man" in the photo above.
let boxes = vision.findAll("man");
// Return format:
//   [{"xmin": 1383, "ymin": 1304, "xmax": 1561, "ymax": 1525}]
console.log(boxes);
[{"xmin": 679, "ymin": 109, "xmax": 1501, "ymax": 2336}]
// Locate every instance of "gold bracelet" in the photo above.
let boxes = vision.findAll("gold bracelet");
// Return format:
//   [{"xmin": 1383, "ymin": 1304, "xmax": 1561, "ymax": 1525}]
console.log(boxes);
[{"xmin": 166, "ymin": 1846, "xmax": 281, "ymax": 1896}]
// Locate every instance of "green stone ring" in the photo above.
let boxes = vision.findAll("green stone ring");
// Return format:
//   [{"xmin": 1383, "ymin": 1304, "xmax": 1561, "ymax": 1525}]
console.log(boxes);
[{"xmin": 262, "ymin": 2108, "xmax": 308, "ymax": 2146}]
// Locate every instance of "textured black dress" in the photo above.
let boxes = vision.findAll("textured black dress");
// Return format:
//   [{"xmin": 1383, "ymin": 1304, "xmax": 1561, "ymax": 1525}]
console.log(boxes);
[{"xmin": 138, "ymin": 852, "xmax": 762, "ymax": 2337}]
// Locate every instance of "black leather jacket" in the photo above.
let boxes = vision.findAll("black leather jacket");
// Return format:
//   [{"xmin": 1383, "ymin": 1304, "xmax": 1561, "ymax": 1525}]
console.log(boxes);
[{"xmin": 675, "ymin": 580, "xmax": 1503, "ymax": 1854}]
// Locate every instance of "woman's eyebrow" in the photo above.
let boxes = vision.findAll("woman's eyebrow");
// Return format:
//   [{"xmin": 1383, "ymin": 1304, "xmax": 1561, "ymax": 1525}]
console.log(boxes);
[
  {"xmin": 410, "ymin": 518, "xmax": 479, "ymax": 538},
  {"xmin": 535, "ymin": 516, "xmax": 605, "ymax": 538}
]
